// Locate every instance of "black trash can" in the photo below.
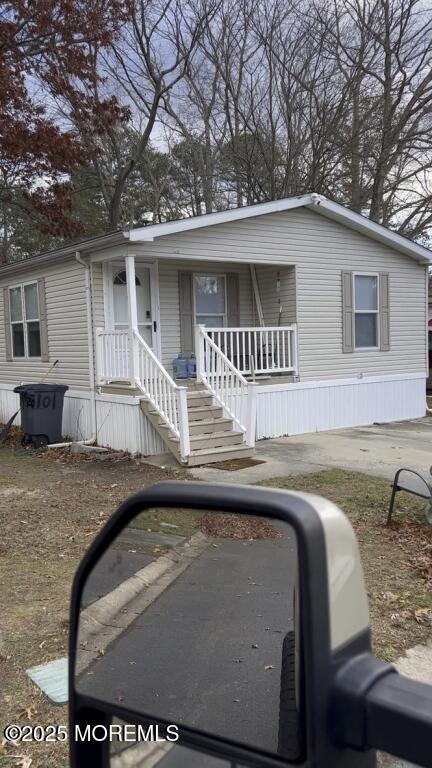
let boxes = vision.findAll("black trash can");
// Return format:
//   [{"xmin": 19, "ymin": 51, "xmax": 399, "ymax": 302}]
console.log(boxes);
[{"xmin": 14, "ymin": 383, "xmax": 69, "ymax": 447}]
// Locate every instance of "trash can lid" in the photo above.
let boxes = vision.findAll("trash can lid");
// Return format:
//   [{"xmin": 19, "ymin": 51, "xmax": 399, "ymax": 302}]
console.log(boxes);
[{"xmin": 14, "ymin": 383, "xmax": 69, "ymax": 394}]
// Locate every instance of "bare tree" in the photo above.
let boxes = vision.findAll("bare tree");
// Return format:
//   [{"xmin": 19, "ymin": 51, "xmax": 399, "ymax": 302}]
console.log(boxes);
[{"xmin": 315, "ymin": 0, "xmax": 432, "ymax": 234}]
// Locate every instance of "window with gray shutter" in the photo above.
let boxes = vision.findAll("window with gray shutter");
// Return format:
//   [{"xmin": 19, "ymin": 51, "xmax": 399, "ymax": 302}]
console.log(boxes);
[
  {"xmin": 3, "ymin": 279, "xmax": 48, "ymax": 360},
  {"xmin": 342, "ymin": 271, "xmax": 390, "ymax": 352}
]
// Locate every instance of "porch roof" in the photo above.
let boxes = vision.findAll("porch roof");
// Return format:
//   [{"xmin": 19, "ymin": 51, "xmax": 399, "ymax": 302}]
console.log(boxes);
[
  {"xmin": 128, "ymin": 194, "xmax": 432, "ymax": 265},
  {"xmin": 1, "ymin": 194, "xmax": 431, "ymax": 278}
]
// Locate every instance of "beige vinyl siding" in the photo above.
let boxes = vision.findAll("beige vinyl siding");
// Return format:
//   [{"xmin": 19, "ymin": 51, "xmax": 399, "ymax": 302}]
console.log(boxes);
[
  {"xmin": 133, "ymin": 208, "xmax": 426, "ymax": 381},
  {"xmin": 0, "ymin": 258, "xmax": 90, "ymax": 389},
  {"xmin": 91, "ymin": 262, "xmax": 105, "ymax": 329},
  {"xmin": 255, "ymin": 265, "xmax": 297, "ymax": 326},
  {"xmin": 157, "ymin": 259, "xmax": 256, "ymax": 371}
]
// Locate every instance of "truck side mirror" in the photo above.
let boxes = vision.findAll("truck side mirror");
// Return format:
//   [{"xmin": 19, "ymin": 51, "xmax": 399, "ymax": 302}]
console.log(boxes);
[{"xmin": 68, "ymin": 482, "xmax": 432, "ymax": 767}]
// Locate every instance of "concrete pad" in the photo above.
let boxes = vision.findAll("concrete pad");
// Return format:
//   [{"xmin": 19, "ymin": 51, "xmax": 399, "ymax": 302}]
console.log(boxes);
[
  {"xmin": 396, "ymin": 641, "xmax": 432, "ymax": 685},
  {"xmin": 139, "ymin": 452, "xmax": 181, "ymax": 470},
  {"xmin": 192, "ymin": 418, "xmax": 432, "ymax": 484},
  {"xmin": 70, "ymin": 442, "xmax": 108, "ymax": 454},
  {"xmin": 26, "ymin": 657, "xmax": 68, "ymax": 704}
]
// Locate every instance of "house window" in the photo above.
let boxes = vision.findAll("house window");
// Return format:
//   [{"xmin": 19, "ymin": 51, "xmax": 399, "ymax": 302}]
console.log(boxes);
[
  {"xmin": 194, "ymin": 274, "xmax": 226, "ymax": 328},
  {"xmin": 9, "ymin": 283, "xmax": 41, "ymax": 358},
  {"xmin": 354, "ymin": 275, "xmax": 378, "ymax": 349}
]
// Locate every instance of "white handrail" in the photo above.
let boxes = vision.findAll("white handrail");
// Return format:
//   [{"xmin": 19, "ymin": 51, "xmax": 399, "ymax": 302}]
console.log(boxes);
[
  {"xmin": 133, "ymin": 330, "xmax": 190, "ymax": 458},
  {"xmin": 95, "ymin": 327, "xmax": 190, "ymax": 459},
  {"xmin": 196, "ymin": 325, "xmax": 256, "ymax": 446},
  {"xmin": 207, "ymin": 324, "xmax": 298, "ymax": 376}
]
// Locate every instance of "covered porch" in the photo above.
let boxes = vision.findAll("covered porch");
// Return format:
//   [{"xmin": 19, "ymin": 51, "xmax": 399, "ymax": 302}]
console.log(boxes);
[
  {"xmin": 94, "ymin": 253, "xmax": 299, "ymax": 380},
  {"xmin": 92, "ymin": 252, "xmax": 299, "ymax": 465}
]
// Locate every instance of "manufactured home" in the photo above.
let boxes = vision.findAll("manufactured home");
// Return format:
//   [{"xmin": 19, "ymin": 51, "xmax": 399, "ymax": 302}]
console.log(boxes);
[{"xmin": 0, "ymin": 193, "xmax": 430, "ymax": 465}]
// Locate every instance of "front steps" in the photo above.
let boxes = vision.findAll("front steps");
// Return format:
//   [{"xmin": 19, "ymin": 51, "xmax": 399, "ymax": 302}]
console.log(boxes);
[{"xmin": 139, "ymin": 387, "xmax": 254, "ymax": 467}]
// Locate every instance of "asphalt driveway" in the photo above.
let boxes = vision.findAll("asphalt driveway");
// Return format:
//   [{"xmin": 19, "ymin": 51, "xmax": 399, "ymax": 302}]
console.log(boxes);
[
  {"xmin": 77, "ymin": 527, "xmax": 296, "ymax": 755},
  {"xmin": 192, "ymin": 418, "xmax": 432, "ymax": 483}
]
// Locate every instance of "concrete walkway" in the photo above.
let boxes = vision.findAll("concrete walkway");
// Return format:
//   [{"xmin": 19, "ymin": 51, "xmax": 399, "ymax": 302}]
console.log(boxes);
[{"xmin": 192, "ymin": 418, "xmax": 432, "ymax": 484}]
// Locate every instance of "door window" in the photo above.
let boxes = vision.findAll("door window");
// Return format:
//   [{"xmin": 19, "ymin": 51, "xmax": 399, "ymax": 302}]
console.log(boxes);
[{"xmin": 194, "ymin": 275, "xmax": 226, "ymax": 328}]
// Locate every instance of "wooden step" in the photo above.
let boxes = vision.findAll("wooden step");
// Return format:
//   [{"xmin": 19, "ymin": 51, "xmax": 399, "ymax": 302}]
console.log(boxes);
[
  {"xmin": 100, "ymin": 383, "xmax": 141, "ymax": 396},
  {"xmin": 174, "ymin": 379, "xmax": 202, "ymax": 390},
  {"xmin": 171, "ymin": 430, "xmax": 244, "ymax": 450},
  {"xmin": 186, "ymin": 444, "xmax": 254, "ymax": 467},
  {"xmin": 188, "ymin": 417, "xmax": 232, "ymax": 435},
  {"xmin": 188, "ymin": 405, "xmax": 223, "ymax": 421},
  {"xmin": 186, "ymin": 392, "xmax": 213, "ymax": 408},
  {"xmin": 156, "ymin": 416, "xmax": 232, "ymax": 436}
]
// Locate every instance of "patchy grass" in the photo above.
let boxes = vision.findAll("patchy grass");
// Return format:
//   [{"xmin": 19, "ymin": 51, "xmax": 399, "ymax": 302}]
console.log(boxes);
[
  {"xmin": 0, "ymin": 441, "xmax": 185, "ymax": 768},
  {"xmin": 131, "ymin": 507, "xmax": 201, "ymax": 537},
  {"xmin": 260, "ymin": 470, "xmax": 432, "ymax": 661}
]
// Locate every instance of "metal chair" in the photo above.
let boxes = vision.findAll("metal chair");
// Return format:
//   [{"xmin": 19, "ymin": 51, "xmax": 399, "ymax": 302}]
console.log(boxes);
[{"xmin": 386, "ymin": 467, "xmax": 432, "ymax": 525}]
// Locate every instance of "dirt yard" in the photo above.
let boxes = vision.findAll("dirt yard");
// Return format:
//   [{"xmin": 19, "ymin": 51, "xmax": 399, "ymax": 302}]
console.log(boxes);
[
  {"xmin": 1, "ymin": 440, "xmax": 432, "ymax": 768},
  {"xmin": 0, "ymin": 437, "xmax": 184, "ymax": 768}
]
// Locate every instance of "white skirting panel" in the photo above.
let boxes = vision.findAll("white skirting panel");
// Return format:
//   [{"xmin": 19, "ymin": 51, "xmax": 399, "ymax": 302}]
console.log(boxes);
[
  {"xmin": 0, "ymin": 386, "xmax": 21, "ymax": 426},
  {"xmin": 94, "ymin": 396, "xmax": 164, "ymax": 455},
  {"xmin": 255, "ymin": 373, "xmax": 426, "ymax": 439},
  {"xmin": 0, "ymin": 384, "xmax": 165, "ymax": 456},
  {"xmin": 1, "ymin": 373, "xmax": 426, "ymax": 454}
]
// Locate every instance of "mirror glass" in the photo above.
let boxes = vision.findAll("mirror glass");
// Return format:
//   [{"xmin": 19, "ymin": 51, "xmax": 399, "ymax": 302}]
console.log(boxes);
[{"xmin": 75, "ymin": 507, "xmax": 301, "ymax": 762}]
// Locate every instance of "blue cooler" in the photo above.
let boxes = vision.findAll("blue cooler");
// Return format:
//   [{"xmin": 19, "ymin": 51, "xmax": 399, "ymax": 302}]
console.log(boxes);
[
  {"xmin": 187, "ymin": 354, "xmax": 196, "ymax": 378},
  {"xmin": 173, "ymin": 354, "xmax": 188, "ymax": 379}
]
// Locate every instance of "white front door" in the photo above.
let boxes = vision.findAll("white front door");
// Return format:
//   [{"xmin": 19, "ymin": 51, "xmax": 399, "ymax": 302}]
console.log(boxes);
[{"xmin": 111, "ymin": 264, "xmax": 159, "ymax": 353}]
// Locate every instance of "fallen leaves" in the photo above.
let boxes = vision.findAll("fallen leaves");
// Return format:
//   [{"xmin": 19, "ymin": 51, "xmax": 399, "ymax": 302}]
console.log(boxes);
[
  {"xmin": 409, "ymin": 547, "xmax": 432, "ymax": 588},
  {"xmin": 200, "ymin": 513, "xmax": 282, "ymax": 540},
  {"xmin": 17, "ymin": 705, "xmax": 37, "ymax": 722}
]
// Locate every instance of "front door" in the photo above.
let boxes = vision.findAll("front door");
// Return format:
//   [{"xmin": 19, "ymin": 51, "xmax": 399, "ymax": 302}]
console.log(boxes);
[{"xmin": 112, "ymin": 265, "xmax": 158, "ymax": 352}]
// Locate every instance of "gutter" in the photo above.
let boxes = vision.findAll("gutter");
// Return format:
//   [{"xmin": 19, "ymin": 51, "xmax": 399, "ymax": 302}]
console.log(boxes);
[{"xmin": 48, "ymin": 251, "xmax": 97, "ymax": 447}]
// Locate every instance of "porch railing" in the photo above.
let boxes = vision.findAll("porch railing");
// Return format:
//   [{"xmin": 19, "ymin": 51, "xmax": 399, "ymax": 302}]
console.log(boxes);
[
  {"xmin": 207, "ymin": 324, "xmax": 298, "ymax": 377},
  {"xmin": 96, "ymin": 328, "xmax": 190, "ymax": 460},
  {"xmin": 96, "ymin": 329, "xmax": 130, "ymax": 382},
  {"xmin": 195, "ymin": 325, "xmax": 256, "ymax": 447}
]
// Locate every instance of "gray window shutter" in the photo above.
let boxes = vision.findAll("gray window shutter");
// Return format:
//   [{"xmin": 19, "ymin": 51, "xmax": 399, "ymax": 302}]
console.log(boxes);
[
  {"xmin": 3, "ymin": 287, "xmax": 12, "ymax": 361},
  {"xmin": 37, "ymin": 278, "xmax": 49, "ymax": 362},
  {"xmin": 226, "ymin": 273, "xmax": 240, "ymax": 327},
  {"xmin": 379, "ymin": 273, "xmax": 390, "ymax": 351},
  {"xmin": 342, "ymin": 271, "xmax": 354, "ymax": 353},
  {"xmin": 178, "ymin": 271, "xmax": 194, "ymax": 355}
]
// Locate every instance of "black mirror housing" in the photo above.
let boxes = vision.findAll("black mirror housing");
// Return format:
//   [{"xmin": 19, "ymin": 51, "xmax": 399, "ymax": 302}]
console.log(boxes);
[{"xmin": 69, "ymin": 481, "xmax": 376, "ymax": 768}]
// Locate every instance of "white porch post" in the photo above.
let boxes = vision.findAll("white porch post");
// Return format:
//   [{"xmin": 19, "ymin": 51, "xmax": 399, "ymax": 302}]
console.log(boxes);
[
  {"xmin": 245, "ymin": 381, "xmax": 258, "ymax": 448},
  {"xmin": 125, "ymin": 254, "xmax": 140, "ymax": 385},
  {"xmin": 292, "ymin": 322, "xmax": 299, "ymax": 378},
  {"xmin": 177, "ymin": 386, "xmax": 190, "ymax": 459},
  {"xmin": 195, "ymin": 324, "xmax": 205, "ymax": 382},
  {"xmin": 95, "ymin": 328, "xmax": 103, "ymax": 384}
]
